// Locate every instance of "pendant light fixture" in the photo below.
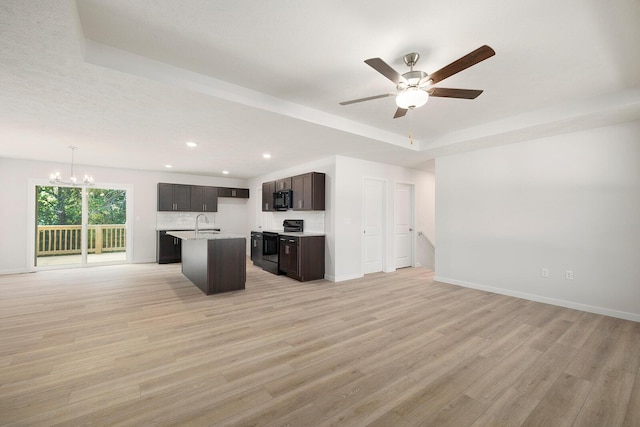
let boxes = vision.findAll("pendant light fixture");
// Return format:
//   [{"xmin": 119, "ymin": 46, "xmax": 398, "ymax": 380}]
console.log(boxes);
[{"xmin": 49, "ymin": 146, "xmax": 95, "ymax": 186}]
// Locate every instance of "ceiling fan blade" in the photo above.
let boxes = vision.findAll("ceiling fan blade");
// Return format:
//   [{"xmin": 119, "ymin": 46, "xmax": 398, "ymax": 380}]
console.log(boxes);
[
  {"xmin": 393, "ymin": 107, "xmax": 408, "ymax": 119},
  {"xmin": 428, "ymin": 45, "xmax": 495, "ymax": 85},
  {"xmin": 339, "ymin": 93, "xmax": 394, "ymax": 106},
  {"xmin": 364, "ymin": 58, "xmax": 404, "ymax": 84},
  {"xmin": 428, "ymin": 88, "xmax": 484, "ymax": 99}
]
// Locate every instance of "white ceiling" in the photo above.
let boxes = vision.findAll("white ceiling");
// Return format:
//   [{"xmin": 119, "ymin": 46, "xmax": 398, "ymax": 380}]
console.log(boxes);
[{"xmin": 1, "ymin": 0, "xmax": 639, "ymax": 178}]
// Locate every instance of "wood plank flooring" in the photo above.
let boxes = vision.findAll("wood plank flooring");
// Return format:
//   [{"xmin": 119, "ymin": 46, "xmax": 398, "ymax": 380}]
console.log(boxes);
[{"xmin": 0, "ymin": 262, "xmax": 638, "ymax": 426}]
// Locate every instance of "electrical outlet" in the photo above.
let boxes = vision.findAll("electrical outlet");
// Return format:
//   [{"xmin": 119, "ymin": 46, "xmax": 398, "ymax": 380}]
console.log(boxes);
[
  {"xmin": 541, "ymin": 268, "xmax": 549, "ymax": 278},
  {"xmin": 565, "ymin": 270, "xmax": 574, "ymax": 280}
]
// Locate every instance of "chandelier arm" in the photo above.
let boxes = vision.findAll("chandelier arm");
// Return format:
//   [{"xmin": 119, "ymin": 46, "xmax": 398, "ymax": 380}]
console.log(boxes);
[{"xmin": 49, "ymin": 146, "xmax": 95, "ymax": 186}]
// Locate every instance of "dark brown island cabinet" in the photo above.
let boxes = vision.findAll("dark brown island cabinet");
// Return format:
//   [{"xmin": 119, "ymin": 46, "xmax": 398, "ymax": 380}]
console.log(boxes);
[
  {"xmin": 278, "ymin": 235, "xmax": 325, "ymax": 281},
  {"xmin": 180, "ymin": 236, "xmax": 246, "ymax": 295},
  {"xmin": 157, "ymin": 231, "xmax": 182, "ymax": 263}
]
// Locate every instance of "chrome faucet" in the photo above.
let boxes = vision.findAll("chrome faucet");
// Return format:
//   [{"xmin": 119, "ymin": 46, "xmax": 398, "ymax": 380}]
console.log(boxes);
[{"xmin": 195, "ymin": 214, "xmax": 209, "ymax": 238}]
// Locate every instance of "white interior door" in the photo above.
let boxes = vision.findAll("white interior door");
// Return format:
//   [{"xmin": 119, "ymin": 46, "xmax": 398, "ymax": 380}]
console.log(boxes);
[
  {"xmin": 395, "ymin": 183, "xmax": 413, "ymax": 269},
  {"xmin": 363, "ymin": 178, "xmax": 385, "ymax": 274}
]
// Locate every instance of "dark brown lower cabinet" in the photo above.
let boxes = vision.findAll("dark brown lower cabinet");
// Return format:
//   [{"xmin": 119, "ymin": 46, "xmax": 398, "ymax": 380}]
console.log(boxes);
[
  {"xmin": 157, "ymin": 231, "xmax": 181, "ymax": 263},
  {"xmin": 250, "ymin": 232, "xmax": 263, "ymax": 267},
  {"xmin": 279, "ymin": 235, "xmax": 325, "ymax": 282}
]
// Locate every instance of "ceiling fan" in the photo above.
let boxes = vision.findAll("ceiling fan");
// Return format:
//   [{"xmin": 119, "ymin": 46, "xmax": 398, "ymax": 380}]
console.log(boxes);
[{"xmin": 340, "ymin": 45, "xmax": 495, "ymax": 118}]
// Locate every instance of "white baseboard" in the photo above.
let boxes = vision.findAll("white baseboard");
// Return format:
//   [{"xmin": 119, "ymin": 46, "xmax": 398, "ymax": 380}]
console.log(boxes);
[
  {"xmin": 132, "ymin": 258, "xmax": 157, "ymax": 264},
  {"xmin": 332, "ymin": 273, "xmax": 364, "ymax": 283},
  {"xmin": 0, "ymin": 268, "xmax": 31, "ymax": 276},
  {"xmin": 434, "ymin": 275, "xmax": 640, "ymax": 323}
]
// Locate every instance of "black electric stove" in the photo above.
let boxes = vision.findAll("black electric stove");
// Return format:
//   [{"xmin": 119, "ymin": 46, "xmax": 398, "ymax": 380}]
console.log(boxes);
[{"xmin": 262, "ymin": 220, "xmax": 303, "ymax": 274}]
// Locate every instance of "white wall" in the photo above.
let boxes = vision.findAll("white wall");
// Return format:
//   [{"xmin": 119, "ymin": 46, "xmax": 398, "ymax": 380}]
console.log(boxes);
[
  {"xmin": 415, "ymin": 165, "xmax": 436, "ymax": 270},
  {"xmin": 0, "ymin": 157, "xmax": 248, "ymax": 274},
  {"xmin": 333, "ymin": 155, "xmax": 435, "ymax": 282},
  {"xmin": 435, "ymin": 120, "xmax": 640, "ymax": 321}
]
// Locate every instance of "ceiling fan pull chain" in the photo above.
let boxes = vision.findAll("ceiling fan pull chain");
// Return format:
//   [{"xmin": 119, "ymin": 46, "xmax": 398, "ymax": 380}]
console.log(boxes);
[{"xmin": 409, "ymin": 111, "xmax": 414, "ymax": 144}]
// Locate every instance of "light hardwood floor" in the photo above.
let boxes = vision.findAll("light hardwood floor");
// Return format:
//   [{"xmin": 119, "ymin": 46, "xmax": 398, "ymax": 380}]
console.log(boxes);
[{"xmin": 0, "ymin": 261, "xmax": 638, "ymax": 426}]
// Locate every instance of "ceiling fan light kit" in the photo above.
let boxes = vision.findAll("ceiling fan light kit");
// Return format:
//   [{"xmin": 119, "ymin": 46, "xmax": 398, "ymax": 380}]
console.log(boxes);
[
  {"xmin": 340, "ymin": 45, "xmax": 496, "ymax": 118},
  {"xmin": 396, "ymin": 87, "xmax": 429, "ymax": 109}
]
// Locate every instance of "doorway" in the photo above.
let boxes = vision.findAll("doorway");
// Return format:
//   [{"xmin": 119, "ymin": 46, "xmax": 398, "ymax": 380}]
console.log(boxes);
[
  {"xmin": 394, "ymin": 183, "xmax": 414, "ymax": 269},
  {"xmin": 34, "ymin": 184, "xmax": 128, "ymax": 268},
  {"xmin": 363, "ymin": 178, "xmax": 385, "ymax": 274}
]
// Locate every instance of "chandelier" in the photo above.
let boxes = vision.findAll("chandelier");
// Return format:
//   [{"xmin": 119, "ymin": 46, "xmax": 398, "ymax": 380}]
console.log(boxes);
[{"xmin": 49, "ymin": 146, "xmax": 95, "ymax": 186}]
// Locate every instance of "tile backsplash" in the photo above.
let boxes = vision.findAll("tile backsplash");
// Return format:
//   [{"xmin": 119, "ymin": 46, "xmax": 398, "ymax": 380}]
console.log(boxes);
[
  {"xmin": 158, "ymin": 210, "xmax": 325, "ymax": 233},
  {"xmin": 259, "ymin": 211, "xmax": 325, "ymax": 233},
  {"xmin": 156, "ymin": 212, "xmax": 217, "ymax": 230}
]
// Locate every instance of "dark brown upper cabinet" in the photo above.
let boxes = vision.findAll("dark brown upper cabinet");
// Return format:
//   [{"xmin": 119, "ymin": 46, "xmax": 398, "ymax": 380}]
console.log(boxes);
[
  {"xmin": 262, "ymin": 181, "xmax": 276, "ymax": 212},
  {"xmin": 292, "ymin": 172, "xmax": 325, "ymax": 211},
  {"xmin": 158, "ymin": 183, "xmax": 191, "ymax": 211},
  {"xmin": 218, "ymin": 187, "xmax": 250, "ymax": 198},
  {"xmin": 190, "ymin": 186, "xmax": 218, "ymax": 212},
  {"xmin": 275, "ymin": 177, "xmax": 292, "ymax": 191}
]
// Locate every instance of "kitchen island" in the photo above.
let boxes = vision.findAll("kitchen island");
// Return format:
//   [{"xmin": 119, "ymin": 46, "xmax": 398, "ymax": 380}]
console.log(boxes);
[{"xmin": 167, "ymin": 231, "xmax": 246, "ymax": 295}]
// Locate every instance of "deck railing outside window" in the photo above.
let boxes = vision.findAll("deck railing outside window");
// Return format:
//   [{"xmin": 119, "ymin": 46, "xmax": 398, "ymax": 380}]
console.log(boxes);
[{"xmin": 37, "ymin": 225, "xmax": 126, "ymax": 256}]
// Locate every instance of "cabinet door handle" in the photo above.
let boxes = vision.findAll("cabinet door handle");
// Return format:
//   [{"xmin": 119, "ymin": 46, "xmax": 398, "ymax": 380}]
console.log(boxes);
[
  {"xmin": 232, "ymin": 190, "xmax": 236, "ymax": 197},
  {"xmin": 285, "ymin": 245, "xmax": 289, "ymax": 255}
]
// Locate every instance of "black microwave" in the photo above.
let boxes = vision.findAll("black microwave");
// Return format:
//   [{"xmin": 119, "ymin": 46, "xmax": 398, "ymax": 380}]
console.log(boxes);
[{"xmin": 273, "ymin": 190, "xmax": 292, "ymax": 211}]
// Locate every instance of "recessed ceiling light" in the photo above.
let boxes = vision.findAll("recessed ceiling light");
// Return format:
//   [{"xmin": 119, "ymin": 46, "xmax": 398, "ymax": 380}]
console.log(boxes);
[
  {"xmin": 186, "ymin": 141, "xmax": 197, "ymax": 148},
  {"xmin": 165, "ymin": 164, "xmax": 172, "ymax": 168},
  {"xmin": 263, "ymin": 153, "xmax": 271, "ymax": 159},
  {"xmin": 222, "ymin": 170, "xmax": 229, "ymax": 175}
]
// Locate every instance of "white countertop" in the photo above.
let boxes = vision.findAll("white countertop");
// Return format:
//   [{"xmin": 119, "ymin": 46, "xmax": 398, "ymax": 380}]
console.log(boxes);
[
  {"xmin": 253, "ymin": 230, "xmax": 325, "ymax": 237},
  {"xmin": 157, "ymin": 226, "xmax": 220, "ymax": 231},
  {"xmin": 167, "ymin": 231, "xmax": 245, "ymax": 240}
]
